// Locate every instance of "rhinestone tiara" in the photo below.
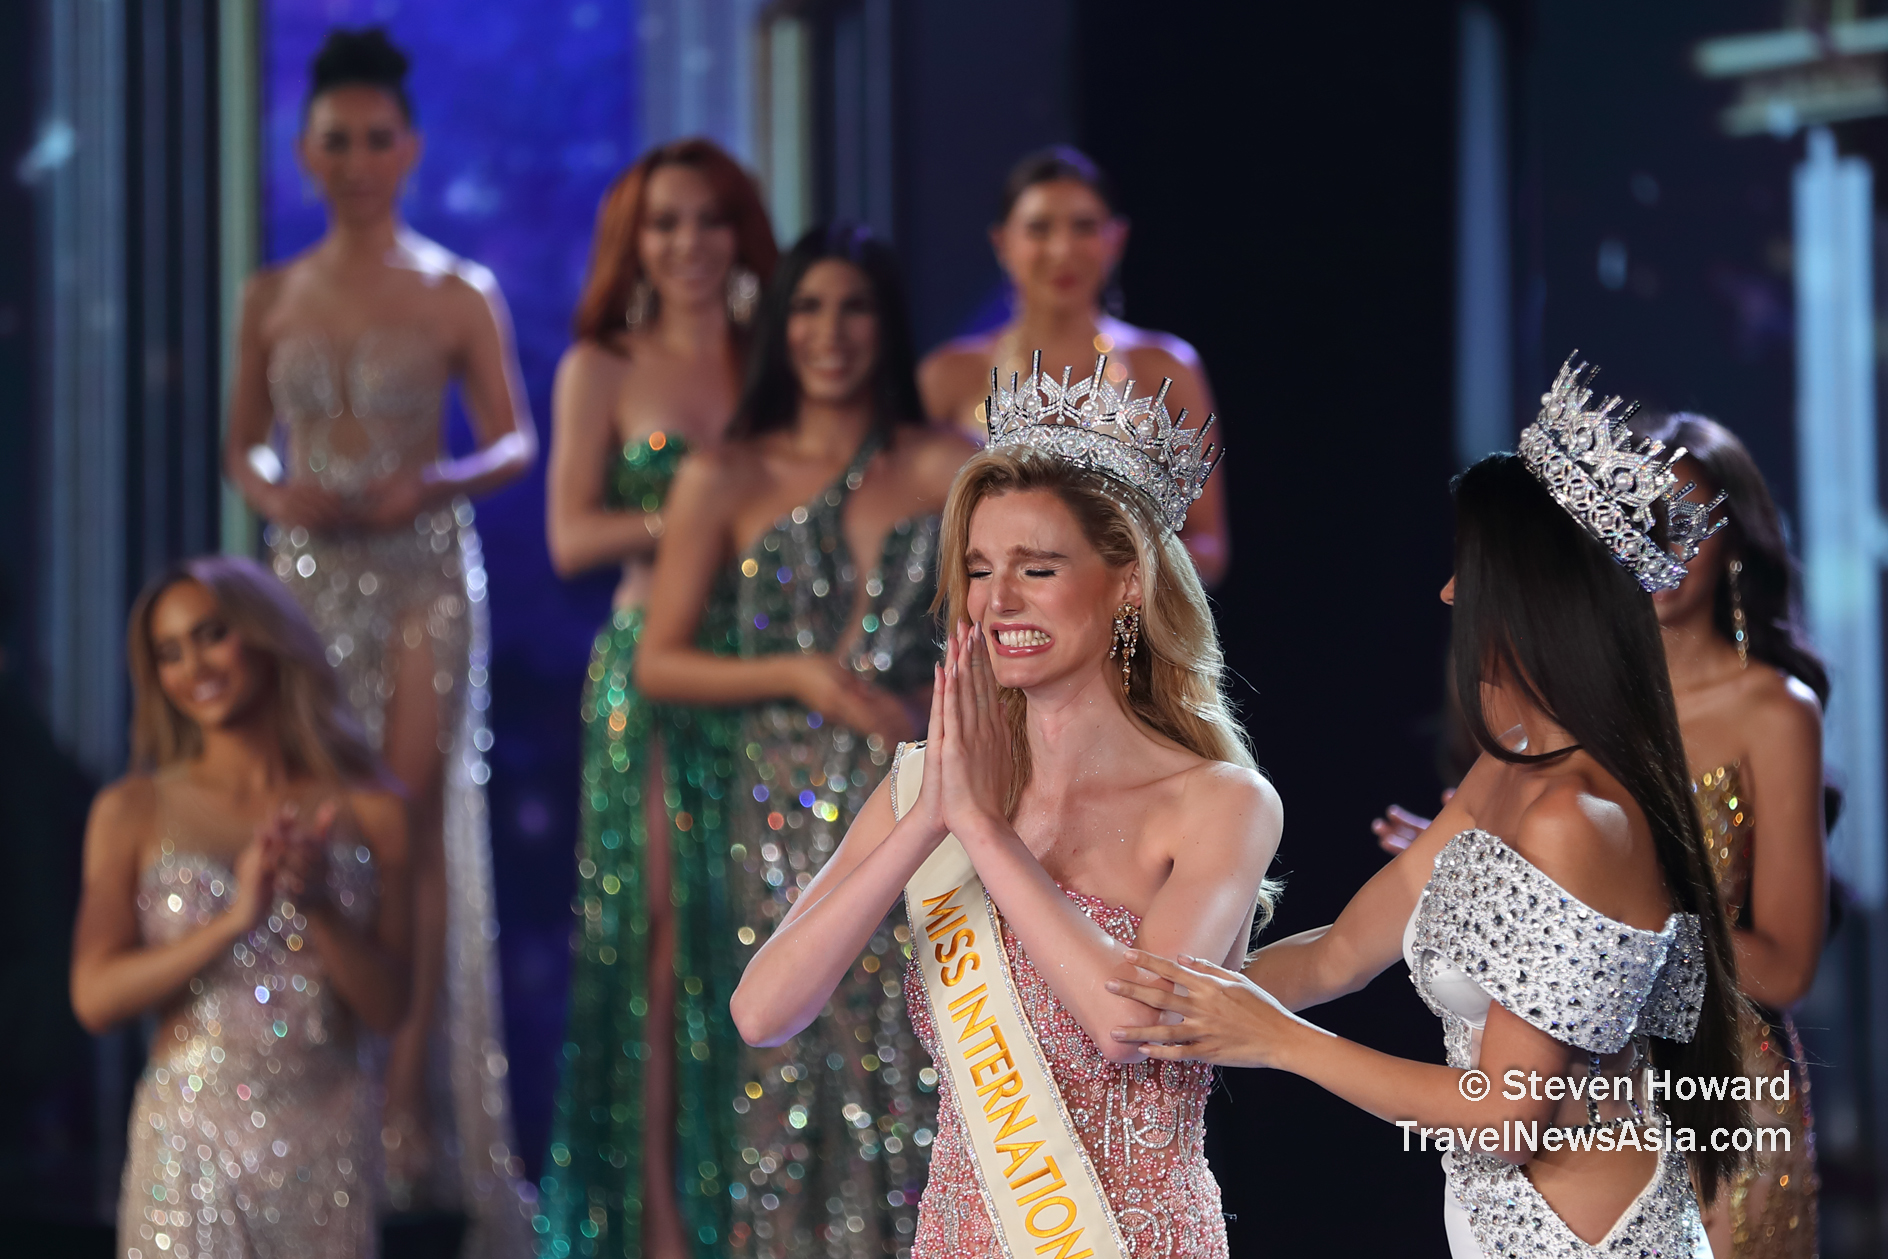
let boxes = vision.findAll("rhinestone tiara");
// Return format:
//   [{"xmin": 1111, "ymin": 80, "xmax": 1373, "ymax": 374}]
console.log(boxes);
[
  {"xmin": 1519, "ymin": 354, "xmax": 1725, "ymax": 592},
  {"xmin": 985, "ymin": 352, "xmax": 1221, "ymax": 533}
]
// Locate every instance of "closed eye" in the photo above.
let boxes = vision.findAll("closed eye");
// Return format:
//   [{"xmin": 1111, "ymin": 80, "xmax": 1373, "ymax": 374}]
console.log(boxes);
[
  {"xmin": 1024, "ymin": 567, "xmax": 1058, "ymax": 578},
  {"xmin": 967, "ymin": 567, "xmax": 993, "ymax": 580}
]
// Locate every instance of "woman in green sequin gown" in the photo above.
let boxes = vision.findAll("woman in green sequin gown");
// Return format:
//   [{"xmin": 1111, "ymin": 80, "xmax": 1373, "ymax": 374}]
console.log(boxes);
[
  {"xmin": 637, "ymin": 224, "xmax": 977, "ymax": 1259},
  {"xmin": 538, "ymin": 140, "xmax": 777, "ymax": 1259}
]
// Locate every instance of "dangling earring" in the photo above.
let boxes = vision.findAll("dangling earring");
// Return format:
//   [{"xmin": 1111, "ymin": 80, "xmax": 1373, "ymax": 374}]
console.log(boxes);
[
  {"xmin": 1728, "ymin": 559, "xmax": 1749, "ymax": 669},
  {"xmin": 1109, "ymin": 603, "xmax": 1141, "ymax": 695},
  {"xmin": 726, "ymin": 266, "xmax": 760, "ymax": 326},
  {"xmin": 625, "ymin": 279, "xmax": 656, "ymax": 331}
]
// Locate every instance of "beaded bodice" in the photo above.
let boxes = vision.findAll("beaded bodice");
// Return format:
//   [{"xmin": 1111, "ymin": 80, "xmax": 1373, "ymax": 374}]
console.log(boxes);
[
  {"xmin": 268, "ymin": 328, "xmax": 447, "ymax": 496},
  {"xmin": 139, "ymin": 836, "xmax": 379, "ymax": 1061},
  {"xmin": 1694, "ymin": 762, "xmax": 1754, "ymax": 919},
  {"xmin": 606, "ymin": 433, "xmax": 688, "ymax": 514},
  {"xmin": 1408, "ymin": 829, "xmax": 1706, "ymax": 1070},
  {"xmin": 729, "ymin": 437, "xmax": 941, "ymax": 695},
  {"xmin": 905, "ymin": 889, "xmax": 1227, "ymax": 1259}
]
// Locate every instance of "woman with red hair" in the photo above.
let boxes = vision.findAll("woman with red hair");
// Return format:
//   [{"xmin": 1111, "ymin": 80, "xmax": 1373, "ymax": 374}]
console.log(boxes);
[{"xmin": 538, "ymin": 137, "xmax": 778, "ymax": 1259}]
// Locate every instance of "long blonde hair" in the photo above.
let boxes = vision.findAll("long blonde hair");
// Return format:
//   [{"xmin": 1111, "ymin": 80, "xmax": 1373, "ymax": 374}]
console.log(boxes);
[
  {"xmin": 933, "ymin": 446, "xmax": 1280, "ymax": 928},
  {"xmin": 127, "ymin": 555, "xmax": 381, "ymax": 783}
]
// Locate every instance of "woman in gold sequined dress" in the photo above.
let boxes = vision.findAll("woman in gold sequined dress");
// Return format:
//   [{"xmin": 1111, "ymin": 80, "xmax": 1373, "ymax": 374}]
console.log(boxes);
[
  {"xmin": 221, "ymin": 29, "xmax": 537, "ymax": 1253},
  {"xmin": 1648, "ymin": 415, "xmax": 1827, "ymax": 1259},
  {"xmin": 73, "ymin": 557, "xmax": 412, "ymax": 1259}
]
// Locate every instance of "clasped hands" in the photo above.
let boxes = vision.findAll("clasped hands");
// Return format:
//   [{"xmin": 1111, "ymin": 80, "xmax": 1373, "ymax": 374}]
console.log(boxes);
[
  {"xmin": 903, "ymin": 620, "xmax": 1014, "ymax": 848},
  {"xmin": 230, "ymin": 801, "xmax": 340, "ymax": 933},
  {"xmin": 264, "ymin": 465, "xmax": 436, "ymax": 534}
]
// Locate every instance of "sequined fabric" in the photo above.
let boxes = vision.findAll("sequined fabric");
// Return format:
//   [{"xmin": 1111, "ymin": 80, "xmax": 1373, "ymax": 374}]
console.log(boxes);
[
  {"xmin": 265, "ymin": 330, "xmax": 533, "ymax": 1255},
  {"xmin": 1447, "ymin": 1144, "xmax": 1706, "ymax": 1258},
  {"xmin": 1409, "ymin": 829, "xmax": 1705, "ymax": 1062},
  {"xmin": 1411, "ymin": 829, "xmax": 1710, "ymax": 1258},
  {"xmin": 906, "ymin": 889, "xmax": 1227, "ymax": 1259},
  {"xmin": 536, "ymin": 437, "xmax": 747, "ymax": 1258},
  {"xmin": 1693, "ymin": 765, "xmax": 1819, "ymax": 1259},
  {"xmin": 723, "ymin": 438, "xmax": 942, "ymax": 1258},
  {"xmin": 119, "ymin": 835, "xmax": 380, "ymax": 1259}
]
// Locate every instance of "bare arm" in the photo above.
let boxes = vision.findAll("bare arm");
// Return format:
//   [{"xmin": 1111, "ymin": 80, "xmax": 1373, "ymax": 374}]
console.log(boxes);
[
  {"xmin": 70, "ymin": 781, "xmax": 276, "ymax": 1033},
  {"xmin": 424, "ymin": 270, "xmax": 538, "ymax": 502},
  {"xmin": 942, "ymin": 624, "xmax": 1282, "ymax": 1063},
  {"xmin": 1114, "ymin": 951, "xmax": 1568, "ymax": 1152},
  {"xmin": 287, "ymin": 792, "xmax": 415, "ymax": 1035},
  {"xmin": 731, "ymin": 673, "xmax": 950, "ymax": 1045},
  {"xmin": 544, "ymin": 345, "xmax": 664, "ymax": 576},
  {"xmin": 1735, "ymin": 680, "xmax": 1827, "ymax": 1006},
  {"xmin": 1243, "ymin": 757, "xmax": 1497, "ymax": 1010}
]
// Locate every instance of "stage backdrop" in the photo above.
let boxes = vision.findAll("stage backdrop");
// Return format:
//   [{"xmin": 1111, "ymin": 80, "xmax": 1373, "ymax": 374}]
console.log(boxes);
[{"xmin": 264, "ymin": 0, "xmax": 637, "ymax": 1180}]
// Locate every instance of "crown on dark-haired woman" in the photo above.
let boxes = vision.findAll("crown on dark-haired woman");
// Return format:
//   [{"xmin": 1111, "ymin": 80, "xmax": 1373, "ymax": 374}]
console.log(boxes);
[
  {"xmin": 985, "ymin": 352, "xmax": 1220, "ymax": 533},
  {"xmin": 1520, "ymin": 354, "xmax": 1726, "ymax": 592}
]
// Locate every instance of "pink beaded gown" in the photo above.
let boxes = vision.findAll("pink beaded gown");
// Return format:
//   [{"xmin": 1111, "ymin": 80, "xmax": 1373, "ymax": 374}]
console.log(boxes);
[{"xmin": 904, "ymin": 887, "xmax": 1229, "ymax": 1259}]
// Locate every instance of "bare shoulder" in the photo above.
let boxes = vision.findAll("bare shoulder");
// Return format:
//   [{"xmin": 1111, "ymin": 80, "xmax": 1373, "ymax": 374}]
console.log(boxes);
[
  {"xmin": 1507, "ymin": 777, "xmax": 1630, "ymax": 904},
  {"xmin": 343, "ymin": 785, "xmax": 408, "ymax": 862},
  {"xmin": 670, "ymin": 439, "xmax": 763, "ymax": 512},
  {"xmin": 240, "ymin": 263, "xmax": 291, "ymax": 314},
  {"xmin": 86, "ymin": 775, "xmax": 158, "ymax": 866},
  {"xmin": 918, "ymin": 335, "xmax": 998, "ymax": 410},
  {"xmin": 1742, "ymin": 666, "xmax": 1824, "ymax": 746},
  {"xmin": 1113, "ymin": 322, "xmax": 1204, "ymax": 374},
  {"xmin": 556, "ymin": 337, "xmax": 629, "ymax": 391},
  {"xmin": 892, "ymin": 424, "xmax": 979, "ymax": 493},
  {"xmin": 1172, "ymin": 759, "xmax": 1283, "ymax": 857}
]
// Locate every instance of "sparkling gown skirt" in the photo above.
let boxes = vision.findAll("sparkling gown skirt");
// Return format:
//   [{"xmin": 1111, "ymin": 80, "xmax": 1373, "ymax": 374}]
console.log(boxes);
[
  {"xmin": 1723, "ymin": 1007, "xmax": 1817, "ymax": 1257},
  {"xmin": 725, "ymin": 705, "xmax": 934, "ymax": 1259},
  {"xmin": 535, "ymin": 608, "xmax": 743, "ymax": 1258},
  {"xmin": 269, "ymin": 506, "xmax": 534, "ymax": 1257}
]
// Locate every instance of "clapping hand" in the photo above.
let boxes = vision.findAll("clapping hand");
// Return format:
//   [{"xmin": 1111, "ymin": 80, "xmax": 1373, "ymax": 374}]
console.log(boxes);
[{"xmin": 265, "ymin": 801, "xmax": 340, "ymax": 909}]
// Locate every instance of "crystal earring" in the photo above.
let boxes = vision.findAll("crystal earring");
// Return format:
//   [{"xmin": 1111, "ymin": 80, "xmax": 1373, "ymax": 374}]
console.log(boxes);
[
  {"xmin": 726, "ymin": 266, "xmax": 761, "ymax": 326},
  {"xmin": 1728, "ymin": 559, "xmax": 1748, "ymax": 669},
  {"xmin": 625, "ymin": 278, "xmax": 656, "ymax": 331},
  {"xmin": 1109, "ymin": 603, "xmax": 1141, "ymax": 695}
]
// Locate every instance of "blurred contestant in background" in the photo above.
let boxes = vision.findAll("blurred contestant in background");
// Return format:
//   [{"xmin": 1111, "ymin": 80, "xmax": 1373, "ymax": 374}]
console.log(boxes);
[
  {"xmin": 222, "ymin": 27, "xmax": 537, "ymax": 1253},
  {"xmin": 537, "ymin": 138, "xmax": 777, "ymax": 1259},
  {"xmin": 918, "ymin": 146, "xmax": 1230, "ymax": 584},
  {"xmin": 637, "ymin": 224, "xmax": 974, "ymax": 1256},
  {"xmin": 73, "ymin": 557, "xmax": 411, "ymax": 1259}
]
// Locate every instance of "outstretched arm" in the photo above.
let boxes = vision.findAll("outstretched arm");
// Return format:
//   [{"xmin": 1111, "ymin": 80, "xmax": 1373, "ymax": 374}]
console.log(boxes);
[
  {"xmin": 1241, "ymin": 756, "xmax": 1496, "ymax": 1012},
  {"xmin": 1111, "ymin": 951, "xmax": 1568, "ymax": 1150}
]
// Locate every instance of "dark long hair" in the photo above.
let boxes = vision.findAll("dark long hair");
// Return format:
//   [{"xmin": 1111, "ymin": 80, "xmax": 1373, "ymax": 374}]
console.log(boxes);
[
  {"xmin": 1453, "ymin": 454, "xmax": 1746, "ymax": 1199},
  {"xmin": 1645, "ymin": 413, "xmax": 1829, "ymax": 706},
  {"xmin": 728, "ymin": 222, "xmax": 924, "ymax": 441},
  {"xmin": 570, "ymin": 138, "xmax": 778, "ymax": 344}
]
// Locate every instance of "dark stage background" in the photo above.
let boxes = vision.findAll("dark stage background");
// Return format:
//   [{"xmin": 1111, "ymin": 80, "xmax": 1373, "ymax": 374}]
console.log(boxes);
[{"xmin": 9, "ymin": 1, "xmax": 1885, "ymax": 1256}]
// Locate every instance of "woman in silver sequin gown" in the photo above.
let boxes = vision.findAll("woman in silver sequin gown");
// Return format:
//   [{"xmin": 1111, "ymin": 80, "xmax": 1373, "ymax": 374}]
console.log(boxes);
[
  {"xmin": 1115, "ymin": 452, "xmax": 1751, "ymax": 1258},
  {"xmin": 73, "ymin": 557, "xmax": 412, "ymax": 1259},
  {"xmin": 223, "ymin": 31, "xmax": 537, "ymax": 1254},
  {"xmin": 636, "ymin": 225, "xmax": 976, "ymax": 1257}
]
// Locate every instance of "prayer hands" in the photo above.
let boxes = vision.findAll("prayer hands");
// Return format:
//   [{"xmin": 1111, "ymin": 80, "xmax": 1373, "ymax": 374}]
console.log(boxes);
[
  {"xmin": 937, "ymin": 620, "xmax": 1012, "ymax": 843},
  {"xmin": 1107, "ymin": 949, "xmax": 1304, "ymax": 1070}
]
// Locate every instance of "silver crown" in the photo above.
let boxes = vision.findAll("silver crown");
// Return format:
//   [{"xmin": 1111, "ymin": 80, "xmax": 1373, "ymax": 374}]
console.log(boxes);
[
  {"xmin": 1519, "ymin": 354, "xmax": 1725, "ymax": 592},
  {"xmin": 986, "ymin": 352, "xmax": 1220, "ymax": 532}
]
